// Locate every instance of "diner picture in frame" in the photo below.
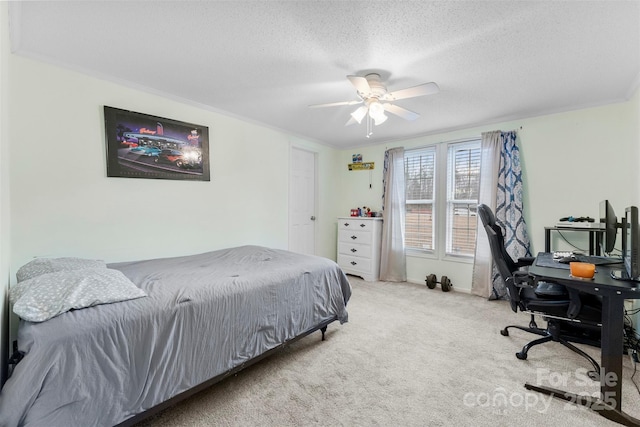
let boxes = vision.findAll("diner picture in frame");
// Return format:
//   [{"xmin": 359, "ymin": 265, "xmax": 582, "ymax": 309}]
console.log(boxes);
[{"xmin": 104, "ymin": 106, "xmax": 210, "ymax": 181}]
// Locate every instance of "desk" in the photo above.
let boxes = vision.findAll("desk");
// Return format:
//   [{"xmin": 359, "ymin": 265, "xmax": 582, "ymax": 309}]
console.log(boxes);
[
  {"xmin": 544, "ymin": 226, "xmax": 602, "ymax": 256},
  {"xmin": 528, "ymin": 252, "xmax": 640, "ymax": 426}
]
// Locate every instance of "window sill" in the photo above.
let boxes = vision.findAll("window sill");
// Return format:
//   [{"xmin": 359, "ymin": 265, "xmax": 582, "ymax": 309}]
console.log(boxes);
[
  {"xmin": 442, "ymin": 254, "xmax": 475, "ymax": 264},
  {"xmin": 406, "ymin": 249, "xmax": 437, "ymax": 260},
  {"xmin": 406, "ymin": 250, "xmax": 474, "ymax": 264}
]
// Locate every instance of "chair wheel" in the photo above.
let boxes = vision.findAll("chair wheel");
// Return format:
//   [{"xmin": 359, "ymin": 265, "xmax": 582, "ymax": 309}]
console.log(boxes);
[
  {"xmin": 516, "ymin": 352, "xmax": 527, "ymax": 360},
  {"xmin": 500, "ymin": 329, "xmax": 509, "ymax": 336}
]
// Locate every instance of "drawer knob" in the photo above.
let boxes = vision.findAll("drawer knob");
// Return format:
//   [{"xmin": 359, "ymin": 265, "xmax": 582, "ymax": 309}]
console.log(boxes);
[
  {"xmin": 350, "ymin": 248, "xmax": 357, "ymax": 253},
  {"xmin": 359, "ymin": 224, "xmax": 366, "ymax": 228},
  {"xmin": 350, "ymin": 235, "xmax": 357, "ymax": 240},
  {"xmin": 344, "ymin": 223, "xmax": 350, "ymax": 227},
  {"xmin": 350, "ymin": 261, "xmax": 357, "ymax": 265}
]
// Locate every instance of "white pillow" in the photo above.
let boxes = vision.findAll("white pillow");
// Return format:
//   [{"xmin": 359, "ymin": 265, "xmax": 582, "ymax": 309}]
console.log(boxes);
[
  {"xmin": 10, "ymin": 268, "xmax": 147, "ymax": 322},
  {"xmin": 16, "ymin": 257, "xmax": 107, "ymax": 283}
]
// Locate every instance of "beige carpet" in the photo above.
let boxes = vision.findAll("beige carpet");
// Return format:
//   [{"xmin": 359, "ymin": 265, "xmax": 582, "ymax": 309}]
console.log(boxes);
[{"xmin": 136, "ymin": 277, "xmax": 640, "ymax": 426}]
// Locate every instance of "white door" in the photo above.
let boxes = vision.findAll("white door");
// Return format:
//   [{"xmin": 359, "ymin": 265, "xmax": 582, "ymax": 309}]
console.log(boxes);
[{"xmin": 289, "ymin": 147, "xmax": 316, "ymax": 255}]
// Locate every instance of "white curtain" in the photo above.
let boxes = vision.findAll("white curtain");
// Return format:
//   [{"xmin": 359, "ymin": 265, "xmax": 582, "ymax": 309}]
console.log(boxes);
[
  {"xmin": 380, "ymin": 147, "xmax": 406, "ymax": 282},
  {"xmin": 471, "ymin": 131, "xmax": 501, "ymax": 298}
]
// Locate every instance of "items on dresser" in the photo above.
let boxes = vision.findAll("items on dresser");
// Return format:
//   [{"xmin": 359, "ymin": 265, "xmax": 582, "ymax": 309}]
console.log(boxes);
[
  {"xmin": 337, "ymin": 217, "xmax": 383, "ymax": 281},
  {"xmin": 350, "ymin": 206, "xmax": 378, "ymax": 217}
]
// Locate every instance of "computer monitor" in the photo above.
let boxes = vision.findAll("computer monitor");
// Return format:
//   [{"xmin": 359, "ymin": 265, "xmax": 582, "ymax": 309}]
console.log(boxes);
[
  {"xmin": 600, "ymin": 200, "xmax": 618, "ymax": 254},
  {"xmin": 612, "ymin": 206, "xmax": 640, "ymax": 281},
  {"xmin": 624, "ymin": 206, "xmax": 639, "ymax": 280}
]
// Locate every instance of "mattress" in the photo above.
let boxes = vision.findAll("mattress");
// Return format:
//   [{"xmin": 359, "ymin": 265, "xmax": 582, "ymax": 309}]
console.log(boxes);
[{"xmin": 0, "ymin": 245, "xmax": 351, "ymax": 426}]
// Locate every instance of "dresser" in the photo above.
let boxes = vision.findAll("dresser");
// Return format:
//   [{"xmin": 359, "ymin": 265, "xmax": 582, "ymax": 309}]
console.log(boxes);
[{"xmin": 337, "ymin": 217, "xmax": 383, "ymax": 281}]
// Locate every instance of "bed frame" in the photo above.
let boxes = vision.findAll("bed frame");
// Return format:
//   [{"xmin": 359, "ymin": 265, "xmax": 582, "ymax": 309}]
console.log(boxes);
[{"xmin": 116, "ymin": 318, "xmax": 335, "ymax": 426}]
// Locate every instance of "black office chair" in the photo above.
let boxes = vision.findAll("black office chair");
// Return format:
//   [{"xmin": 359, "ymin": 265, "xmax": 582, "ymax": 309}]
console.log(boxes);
[{"xmin": 477, "ymin": 204, "xmax": 602, "ymax": 379}]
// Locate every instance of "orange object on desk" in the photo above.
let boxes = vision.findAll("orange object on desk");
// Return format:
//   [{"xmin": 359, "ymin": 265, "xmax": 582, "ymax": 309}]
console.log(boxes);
[{"xmin": 570, "ymin": 262, "xmax": 596, "ymax": 279}]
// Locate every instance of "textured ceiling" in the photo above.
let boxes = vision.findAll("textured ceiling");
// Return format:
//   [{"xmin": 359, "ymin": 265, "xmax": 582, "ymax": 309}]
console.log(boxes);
[{"xmin": 9, "ymin": 1, "xmax": 640, "ymax": 148}]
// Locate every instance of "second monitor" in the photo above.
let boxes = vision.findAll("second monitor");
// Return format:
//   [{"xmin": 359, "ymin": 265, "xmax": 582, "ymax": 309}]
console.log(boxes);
[
  {"xmin": 623, "ymin": 206, "xmax": 640, "ymax": 280},
  {"xmin": 600, "ymin": 199, "xmax": 619, "ymax": 255}
]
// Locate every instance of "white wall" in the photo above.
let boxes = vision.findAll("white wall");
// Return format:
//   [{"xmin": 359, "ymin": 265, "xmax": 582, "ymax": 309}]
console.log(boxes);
[
  {"xmin": 633, "ymin": 88, "xmax": 640, "ymax": 203},
  {"xmin": 520, "ymin": 98, "xmax": 639, "ymax": 252},
  {"xmin": 0, "ymin": 3, "xmax": 10, "ymax": 384},
  {"xmin": 337, "ymin": 93, "xmax": 640, "ymax": 290},
  {"xmin": 0, "ymin": 17, "xmax": 344, "ymax": 363},
  {"xmin": 6, "ymin": 57, "xmax": 343, "ymax": 270}
]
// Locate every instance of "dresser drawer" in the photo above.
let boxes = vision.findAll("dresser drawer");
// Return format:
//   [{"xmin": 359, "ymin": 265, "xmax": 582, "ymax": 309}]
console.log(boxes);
[
  {"xmin": 339, "ymin": 219, "xmax": 377, "ymax": 232},
  {"xmin": 338, "ymin": 242, "xmax": 372, "ymax": 258},
  {"xmin": 337, "ymin": 254, "xmax": 373, "ymax": 273},
  {"xmin": 338, "ymin": 229, "xmax": 371, "ymax": 244}
]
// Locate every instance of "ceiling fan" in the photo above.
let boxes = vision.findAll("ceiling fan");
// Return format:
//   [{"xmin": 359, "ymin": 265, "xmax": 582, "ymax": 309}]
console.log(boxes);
[{"xmin": 309, "ymin": 73, "xmax": 439, "ymax": 137}]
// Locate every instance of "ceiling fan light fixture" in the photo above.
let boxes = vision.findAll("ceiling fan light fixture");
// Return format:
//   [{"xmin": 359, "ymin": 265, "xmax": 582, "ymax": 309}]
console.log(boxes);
[
  {"xmin": 350, "ymin": 106, "xmax": 367, "ymax": 124},
  {"xmin": 373, "ymin": 113, "xmax": 388, "ymax": 126},
  {"xmin": 368, "ymin": 100, "xmax": 385, "ymax": 121}
]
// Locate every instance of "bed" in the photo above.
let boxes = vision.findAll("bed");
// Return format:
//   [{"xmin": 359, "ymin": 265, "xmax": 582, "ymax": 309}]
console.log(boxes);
[{"xmin": 0, "ymin": 245, "xmax": 351, "ymax": 426}]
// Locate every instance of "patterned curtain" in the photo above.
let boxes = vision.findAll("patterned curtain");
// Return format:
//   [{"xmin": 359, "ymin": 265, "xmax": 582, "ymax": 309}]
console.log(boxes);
[
  {"xmin": 491, "ymin": 131, "xmax": 532, "ymax": 298},
  {"xmin": 472, "ymin": 130, "xmax": 531, "ymax": 299}
]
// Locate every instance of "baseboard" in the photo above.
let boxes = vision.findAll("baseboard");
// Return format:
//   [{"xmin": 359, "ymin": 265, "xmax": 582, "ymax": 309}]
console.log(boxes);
[{"xmin": 406, "ymin": 278, "xmax": 472, "ymax": 294}]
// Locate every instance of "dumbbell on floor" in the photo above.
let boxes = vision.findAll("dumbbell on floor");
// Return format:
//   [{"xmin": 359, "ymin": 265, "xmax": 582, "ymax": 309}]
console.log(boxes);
[{"xmin": 425, "ymin": 274, "xmax": 452, "ymax": 292}]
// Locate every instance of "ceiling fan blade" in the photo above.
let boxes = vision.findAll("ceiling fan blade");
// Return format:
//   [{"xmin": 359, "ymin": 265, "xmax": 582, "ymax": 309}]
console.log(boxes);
[
  {"xmin": 347, "ymin": 75, "xmax": 372, "ymax": 96},
  {"xmin": 383, "ymin": 103, "xmax": 420, "ymax": 121},
  {"xmin": 382, "ymin": 82, "xmax": 439, "ymax": 101},
  {"xmin": 308, "ymin": 100, "xmax": 362, "ymax": 108}
]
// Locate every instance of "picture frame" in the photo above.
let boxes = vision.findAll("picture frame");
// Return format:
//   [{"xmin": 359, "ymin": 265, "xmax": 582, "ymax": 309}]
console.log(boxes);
[{"xmin": 104, "ymin": 106, "xmax": 210, "ymax": 181}]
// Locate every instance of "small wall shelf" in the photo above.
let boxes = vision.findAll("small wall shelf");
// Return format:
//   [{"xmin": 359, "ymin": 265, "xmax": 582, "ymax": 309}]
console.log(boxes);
[{"xmin": 348, "ymin": 162, "xmax": 374, "ymax": 171}]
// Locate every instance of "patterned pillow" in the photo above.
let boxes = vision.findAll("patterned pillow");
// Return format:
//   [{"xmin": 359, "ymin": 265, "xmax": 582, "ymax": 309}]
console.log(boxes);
[
  {"xmin": 16, "ymin": 257, "xmax": 107, "ymax": 282},
  {"xmin": 10, "ymin": 268, "xmax": 147, "ymax": 322}
]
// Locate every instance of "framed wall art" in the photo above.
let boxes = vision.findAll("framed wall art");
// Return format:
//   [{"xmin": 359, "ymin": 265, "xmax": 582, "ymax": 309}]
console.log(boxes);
[{"xmin": 104, "ymin": 106, "xmax": 210, "ymax": 181}]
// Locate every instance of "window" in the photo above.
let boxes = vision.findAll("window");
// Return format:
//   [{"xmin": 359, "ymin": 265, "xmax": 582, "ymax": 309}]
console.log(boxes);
[
  {"xmin": 446, "ymin": 142, "xmax": 481, "ymax": 256},
  {"xmin": 405, "ymin": 139, "xmax": 481, "ymax": 258},
  {"xmin": 404, "ymin": 147, "xmax": 436, "ymax": 251}
]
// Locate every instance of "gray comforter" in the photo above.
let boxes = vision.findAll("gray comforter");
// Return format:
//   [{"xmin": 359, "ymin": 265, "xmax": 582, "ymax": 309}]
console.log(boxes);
[{"xmin": 0, "ymin": 246, "xmax": 351, "ymax": 426}]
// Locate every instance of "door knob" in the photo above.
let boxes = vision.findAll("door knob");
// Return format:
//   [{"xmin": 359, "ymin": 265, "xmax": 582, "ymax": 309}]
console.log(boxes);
[{"xmin": 310, "ymin": 216, "xmax": 316, "ymax": 221}]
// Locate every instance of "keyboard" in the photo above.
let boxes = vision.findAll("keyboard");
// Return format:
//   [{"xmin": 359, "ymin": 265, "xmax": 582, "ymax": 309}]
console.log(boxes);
[
  {"xmin": 573, "ymin": 254, "xmax": 622, "ymax": 265},
  {"xmin": 552, "ymin": 251, "xmax": 622, "ymax": 266}
]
